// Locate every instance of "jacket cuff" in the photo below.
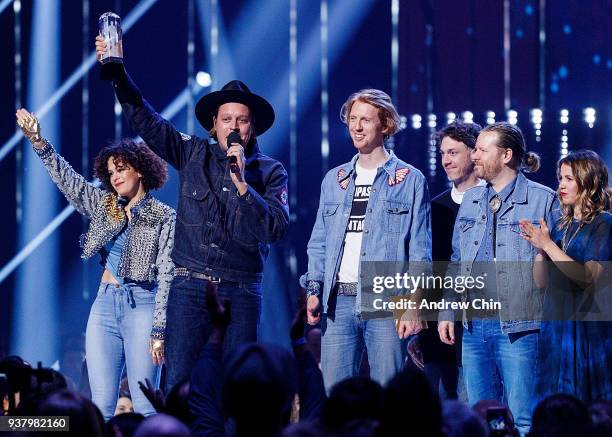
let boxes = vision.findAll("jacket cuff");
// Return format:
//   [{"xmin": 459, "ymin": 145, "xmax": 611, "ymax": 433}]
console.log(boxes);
[
  {"xmin": 150, "ymin": 326, "xmax": 165, "ymax": 340},
  {"xmin": 103, "ymin": 63, "xmax": 144, "ymax": 106},
  {"xmin": 32, "ymin": 139, "xmax": 54, "ymax": 160},
  {"xmin": 305, "ymin": 280, "xmax": 322, "ymax": 298},
  {"xmin": 236, "ymin": 185, "xmax": 257, "ymax": 205},
  {"xmin": 300, "ymin": 272, "xmax": 324, "ymax": 288}
]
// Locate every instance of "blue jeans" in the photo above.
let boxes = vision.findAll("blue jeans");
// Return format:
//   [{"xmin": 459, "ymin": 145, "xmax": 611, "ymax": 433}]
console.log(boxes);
[
  {"xmin": 85, "ymin": 282, "xmax": 161, "ymax": 421},
  {"xmin": 321, "ymin": 296, "xmax": 404, "ymax": 393},
  {"xmin": 164, "ymin": 276, "xmax": 262, "ymax": 392},
  {"xmin": 462, "ymin": 319, "xmax": 539, "ymax": 435}
]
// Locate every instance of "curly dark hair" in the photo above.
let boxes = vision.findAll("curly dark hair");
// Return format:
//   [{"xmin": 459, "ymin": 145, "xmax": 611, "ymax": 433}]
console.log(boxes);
[
  {"xmin": 94, "ymin": 139, "xmax": 168, "ymax": 193},
  {"xmin": 433, "ymin": 121, "xmax": 482, "ymax": 150}
]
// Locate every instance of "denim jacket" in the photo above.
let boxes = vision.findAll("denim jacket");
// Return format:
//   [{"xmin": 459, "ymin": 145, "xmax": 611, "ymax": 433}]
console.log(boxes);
[
  {"xmin": 109, "ymin": 66, "xmax": 289, "ymax": 283},
  {"xmin": 33, "ymin": 141, "xmax": 176, "ymax": 340},
  {"xmin": 301, "ymin": 152, "xmax": 432, "ymax": 313},
  {"xmin": 447, "ymin": 172, "xmax": 560, "ymax": 333}
]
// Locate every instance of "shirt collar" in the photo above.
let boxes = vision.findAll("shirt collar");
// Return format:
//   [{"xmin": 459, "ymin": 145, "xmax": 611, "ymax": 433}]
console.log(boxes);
[
  {"xmin": 340, "ymin": 150, "xmax": 398, "ymax": 181},
  {"xmin": 487, "ymin": 174, "xmax": 518, "ymax": 202},
  {"xmin": 451, "ymin": 179, "xmax": 485, "ymax": 204}
]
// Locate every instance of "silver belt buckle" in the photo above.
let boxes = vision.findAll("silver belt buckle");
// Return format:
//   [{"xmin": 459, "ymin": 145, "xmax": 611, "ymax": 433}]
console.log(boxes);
[
  {"xmin": 208, "ymin": 275, "xmax": 221, "ymax": 283},
  {"xmin": 337, "ymin": 282, "xmax": 358, "ymax": 296}
]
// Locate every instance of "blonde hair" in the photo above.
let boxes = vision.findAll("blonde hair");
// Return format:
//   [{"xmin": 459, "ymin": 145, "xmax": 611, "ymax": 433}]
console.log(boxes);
[
  {"xmin": 557, "ymin": 150, "xmax": 612, "ymax": 230},
  {"xmin": 340, "ymin": 89, "xmax": 401, "ymax": 139}
]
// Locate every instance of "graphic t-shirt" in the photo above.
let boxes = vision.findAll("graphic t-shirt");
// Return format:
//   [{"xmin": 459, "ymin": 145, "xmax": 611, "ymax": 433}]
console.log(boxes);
[{"xmin": 337, "ymin": 161, "xmax": 378, "ymax": 283}]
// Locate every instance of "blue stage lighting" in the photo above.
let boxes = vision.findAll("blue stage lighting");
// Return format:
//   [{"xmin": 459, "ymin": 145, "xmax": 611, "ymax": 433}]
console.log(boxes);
[
  {"xmin": 583, "ymin": 107, "xmax": 595, "ymax": 128},
  {"xmin": 196, "ymin": 71, "xmax": 212, "ymax": 87},
  {"xmin": 560, "ymin": 109, "xmax": 569, "ymax": 124},
  {"xmin": 13, "ymin": 0, "xmax": 61, "ymax": 367},
  {"xmin": 507, "ymin": 110, "xmax": 518, "ymax": 125}
]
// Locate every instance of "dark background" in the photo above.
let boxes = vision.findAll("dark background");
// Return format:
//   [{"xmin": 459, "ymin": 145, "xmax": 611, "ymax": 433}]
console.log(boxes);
[{"xmin": 0, "ymin": 0, "xmax": 610, "ymax": 364}]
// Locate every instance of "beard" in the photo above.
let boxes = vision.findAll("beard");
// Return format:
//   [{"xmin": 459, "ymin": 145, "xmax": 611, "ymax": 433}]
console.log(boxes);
[{"xmin": 474, "ymin": 159, "xmax": 503, "ymax": 182}]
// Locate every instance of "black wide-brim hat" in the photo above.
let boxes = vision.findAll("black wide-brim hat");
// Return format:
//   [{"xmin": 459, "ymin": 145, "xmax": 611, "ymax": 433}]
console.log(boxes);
[{"xmin": 195, "ymin": 80, "xmax": 275, "ymax": 136}]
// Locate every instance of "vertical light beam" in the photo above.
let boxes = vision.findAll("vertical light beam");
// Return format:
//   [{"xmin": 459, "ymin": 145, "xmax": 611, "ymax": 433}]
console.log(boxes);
[{"xmin": 13, "ymin": 0, "xmax": 61, "ymax": 365}]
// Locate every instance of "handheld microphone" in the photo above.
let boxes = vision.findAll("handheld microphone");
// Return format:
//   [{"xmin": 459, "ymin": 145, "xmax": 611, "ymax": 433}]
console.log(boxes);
[{"xmin": 227, "ymin": 130, "xmax": 242, "ymax": 174}]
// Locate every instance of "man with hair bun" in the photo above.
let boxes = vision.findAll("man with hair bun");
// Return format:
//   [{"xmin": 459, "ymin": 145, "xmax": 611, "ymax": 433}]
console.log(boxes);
[
  {"xmin": 302, "ymin": 89, "xmax": 431, "ymax": 391},
  {"xmin": 438, "ymin": 122, "xmax": 560, "ymax": 434}
]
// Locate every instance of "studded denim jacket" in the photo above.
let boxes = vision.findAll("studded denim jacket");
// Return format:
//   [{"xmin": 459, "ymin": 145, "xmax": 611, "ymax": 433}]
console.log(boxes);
[{"xmin": 33, "ymin": 141, "xmax": 176, "ymax": 340}]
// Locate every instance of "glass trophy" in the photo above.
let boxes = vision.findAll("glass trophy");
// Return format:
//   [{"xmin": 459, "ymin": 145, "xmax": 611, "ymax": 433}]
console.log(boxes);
[{"xmin": 99, "ymin": 12, "xmax": 123, "ymax": 64}]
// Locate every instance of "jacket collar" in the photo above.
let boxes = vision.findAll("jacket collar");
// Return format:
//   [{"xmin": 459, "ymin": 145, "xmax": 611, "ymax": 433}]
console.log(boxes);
[
  {"xmin": 473, "ymin": 172, "xmax": 528, "ymax": 203},
  {"xmin": 337, "ymin": 150, "xmax": 399, "ymax": 183},
  {"xmin": 128, "ymin": 192, "xmax": 153, "ymax": 218},
  {"xmin": 508, "ymin": 172, "xmax": 528, "ymax": 204},
  {"xmin": 472, "ymin": 172, "xmax": 530, "ymax": 219}
]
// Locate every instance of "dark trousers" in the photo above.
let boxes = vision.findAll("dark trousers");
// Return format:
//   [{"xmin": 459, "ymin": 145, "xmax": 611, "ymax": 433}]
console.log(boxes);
[{"xmin": 164, "ymin": 276, "xmax": 262, "ymax": 392}]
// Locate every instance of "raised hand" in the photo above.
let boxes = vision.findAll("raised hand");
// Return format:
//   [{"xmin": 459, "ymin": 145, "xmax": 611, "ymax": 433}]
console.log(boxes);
[
  {"xmin": 138, "ymin": 378, "xmax": 166, "ymax": 413},
  {"xmin": 95, "ymin": 35, "xmax": 108, "ymax": 62},
  {"xmin": 227, "ymin": 143, "xmax": 248, "ymax": 195},
  {"xmin": 15, "ymin": 108, "xmax": 43, "ymax": 146}
]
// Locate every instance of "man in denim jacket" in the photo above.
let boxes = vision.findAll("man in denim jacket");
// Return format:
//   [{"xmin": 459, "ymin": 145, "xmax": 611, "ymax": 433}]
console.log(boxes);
[
  {"xmin": 96, "ymin": 38, "xmax": 290, "ymax": 391},
  {"xmin": 302, "ymin": 89, "xmax": 431, "ymax": 391},
  {"xmin": 438, "ymin": 122, "xmax": 560, "ymax": 434}
]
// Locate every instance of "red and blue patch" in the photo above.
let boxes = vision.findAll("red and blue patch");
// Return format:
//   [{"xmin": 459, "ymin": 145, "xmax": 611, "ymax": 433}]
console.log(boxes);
[
  {"xmin": 388, "ymin": 167, "xmax": 410, "ymax": 186},
  {"xmin": 276, "ymin": 186, "xmax": 289, "ymax": 205},
  {"xmin": 337, "ymin": 169, "xmax": 350, "ymax": 190}
]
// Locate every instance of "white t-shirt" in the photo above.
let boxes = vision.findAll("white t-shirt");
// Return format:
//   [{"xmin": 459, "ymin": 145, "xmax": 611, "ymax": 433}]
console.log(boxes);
[
  {"xmin": 451, "ymin": 179, "xmax": 486, "ymax": 204},
  {"xmin": 337, "ymin": 161, "xmax": 378, "ymax": 283}
]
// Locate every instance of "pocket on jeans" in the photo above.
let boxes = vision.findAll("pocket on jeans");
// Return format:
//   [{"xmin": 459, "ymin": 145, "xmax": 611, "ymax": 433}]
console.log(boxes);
[
  {"xmin": 242, "ymin": 283, "xmax": 263, "ymax": 298},
  {"xmin": 96, "ymin": 283, "xmax": 111, "ymax": 297},
  {"xmin": 171, "ymin": 276, "xmax": 189, "ymax": 289},
  {"xmin": 131, "ymin": 285, "xmax": 156, "ymax": 304}
]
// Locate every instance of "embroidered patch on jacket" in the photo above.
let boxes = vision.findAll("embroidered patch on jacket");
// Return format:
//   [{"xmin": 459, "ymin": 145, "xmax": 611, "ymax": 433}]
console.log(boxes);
[
  {"xmin": 276, "ymin": 186, "xmax": 289, "ymax": 205},
  {"xmin": 337, "ymin": 169, "xmax": 350, "ymax": 190},
  {"xmin": 180, "ymin": 132, "xmax": 192, "ymax": 141},
  {"xmin": 388, "ymin": 167, "xmax": 410, "ymax": 186}
]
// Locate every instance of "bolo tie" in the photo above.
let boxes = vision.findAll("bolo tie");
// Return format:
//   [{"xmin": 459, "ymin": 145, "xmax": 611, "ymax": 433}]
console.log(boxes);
[{"xmin": 489, "ymin": 194, "xmax": 502, "ymax": 261}]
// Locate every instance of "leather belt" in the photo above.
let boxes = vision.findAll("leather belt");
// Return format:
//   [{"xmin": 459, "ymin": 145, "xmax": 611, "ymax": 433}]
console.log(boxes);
[
  {"xmin": 173, "ymin": 267, "xmax": 221, "ymax": 283},
  {"xmin": 334, "ymin": 282, "xmax": 358, "ymax": 296}
]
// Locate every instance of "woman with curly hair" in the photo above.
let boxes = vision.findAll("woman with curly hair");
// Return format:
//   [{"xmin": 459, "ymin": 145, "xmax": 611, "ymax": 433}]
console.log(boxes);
[
  {"xmin": 16, "ymin": 108, "xmax": 176, "ymax": 420},
  {"xmin": 519, "ymin": 149, "xmax": 612, "ymax": 402}
]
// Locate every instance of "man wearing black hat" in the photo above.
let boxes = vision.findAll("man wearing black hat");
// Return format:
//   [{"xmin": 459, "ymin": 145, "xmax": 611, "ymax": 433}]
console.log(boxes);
[{"xmin": 95, "ymin": 37, "xmax": 290, "ymax": 391}]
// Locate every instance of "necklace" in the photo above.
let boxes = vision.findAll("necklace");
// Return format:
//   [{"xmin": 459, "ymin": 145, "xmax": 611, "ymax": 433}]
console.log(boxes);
[
  {"xmin": 489, "ymin": 194, "xmax": 502, "ymax": 213},
  {"xmin": 561, "ymin": 220, "xmax": 584, "ymax": 252}
]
